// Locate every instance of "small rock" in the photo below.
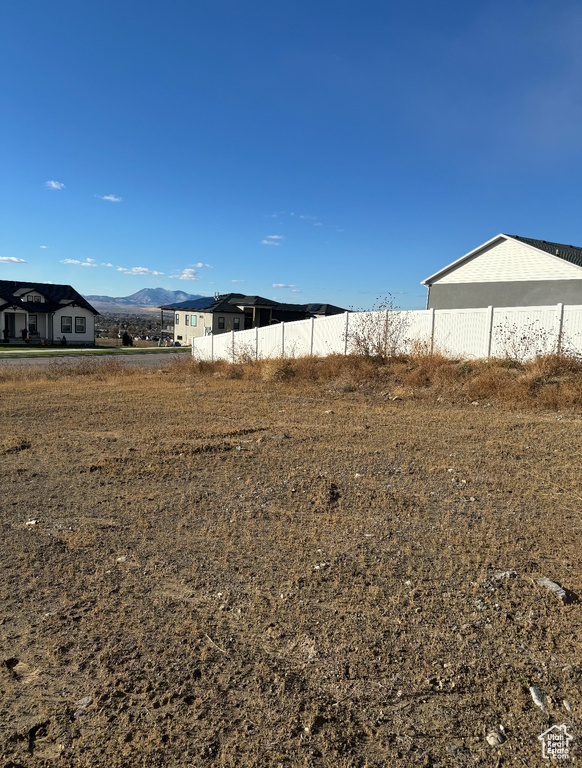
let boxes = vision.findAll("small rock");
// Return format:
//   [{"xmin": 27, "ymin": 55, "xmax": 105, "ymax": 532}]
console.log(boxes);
[
  {"xmin": 354, "ymin": 473, "xmax": 362, "ymax": 479},
  {"xmin": 471, "ymin": 401, "xmax": 479, "ymax": 406},
  {"xmin": 116, "ymin": 555, "xmax": 127, "ymax": 563},
  {"xmin": 538, "ymin": 577, "xmax": 566, "ymax": 602},
  {"xmin": 74, "ymin": 695, "xmax": 92, "ymax": 718},
  {"xmin": 486, "ymin": 730, "xmax": 506, "ymax": 747},
  {"xmin": 493, "ymin": 570, "xmax": 517, "ymax": 581},
  {"xmin": 323, "ymin": 410, "xmax": 334, "ymax": 415},
  {"xmin": 529, "ymin": 686, "xmax": 546, "ymax": 710},
  {"xmin": 25, "ymin": 519, "xmax": 39, "ymax": 526},
  {"xmin": 563, "ymin": 699, "xmax": 572, "ymax": 712}
]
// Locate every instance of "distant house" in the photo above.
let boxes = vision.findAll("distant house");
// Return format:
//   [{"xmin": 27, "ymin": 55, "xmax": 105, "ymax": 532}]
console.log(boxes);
[
  {"xmin": 159, "ymin": 293, "xmax": 346, "ymax": 345},
  {"xmin": 422, "ymin": 234, "xmax": 582, "ymax": 309},
  {"xmin": 0, "ymin": 280, "xmax": 98, "ymax": 345}
]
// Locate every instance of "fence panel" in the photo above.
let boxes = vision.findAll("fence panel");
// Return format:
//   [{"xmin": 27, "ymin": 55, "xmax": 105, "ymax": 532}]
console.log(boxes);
[
  {"xmin": 281, "ymin": 318, "xmax": 313, "ymax": 357},
  {"xmin": 192, "ymin": 335, "xmax": 213, "ymax": 360},
  {"xmin": 490, "ymin": 306, "xmax": 559, "ymax": 359},
  {"xmin": 400, "ymin": 310, "xmax": 434, "ymax": 353},
  {"xmin": 257, "ymin": 324, "xmax": 284, "ymax": 358},
  {"xmin": 313, "ymin": 313, "xmax": 348, "ymax": 355},
  {"xmin": 232, "ymin": 328, "xmax": 256, "ymax": 360},
  {"xmin": 433, "ymin": 308, "xmax": 490, "ymax": 357},
  {"xmin": 563, "ymin": 306, "xmax": 582, "ymax": 355}
]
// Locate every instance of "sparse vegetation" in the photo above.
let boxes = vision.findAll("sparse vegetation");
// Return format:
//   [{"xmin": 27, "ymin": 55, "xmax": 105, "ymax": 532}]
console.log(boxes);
[{"xmin": 1, "ymin": 352, "xmax": 581, "ymax": 766}]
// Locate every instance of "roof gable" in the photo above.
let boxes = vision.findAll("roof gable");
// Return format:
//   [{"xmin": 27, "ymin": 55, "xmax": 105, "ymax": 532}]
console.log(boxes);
[{"xmin": 423, "ymin": 234, "xmax": 582, "ymax": 285}]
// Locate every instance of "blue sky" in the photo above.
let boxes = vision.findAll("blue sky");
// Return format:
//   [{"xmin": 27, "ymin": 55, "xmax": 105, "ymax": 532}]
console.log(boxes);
[{"xmin": 2, "ymin": 0, "xmax": 582, "ymax": 309}]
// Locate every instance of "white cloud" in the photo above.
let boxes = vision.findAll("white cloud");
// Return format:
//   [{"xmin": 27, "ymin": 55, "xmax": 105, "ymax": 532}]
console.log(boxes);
[
  {"xmin": 192, "ymin": 262, "xmax": 211, "ymax": 268},
  {"xmin": 169, "ymin": 268, "xmax": 200, "ymax": 281},
  {"xmin": 60, "ymin": 258, "xmax": 96, "ymax": 267},
  {"xmin": 231, "ymin": 279, "xmax": 244, "ymax": 283},
  {"xmin": 262, "ymin": 235, "xmax": 284, "ymax": 246},
  {"xmin": 117, "ymin": 266, "xmax": 164, "ymax": 276},
  {"xmin": 291, "ymin": 288, "xmax": 302, "ymax": 293},
  {"xmin": 101, "ymin": 262, "xmax": 115, "ymax": 267},
  {"xmin": 97, "ymin": 194, "xmax": 122, "ymax": 202},
  {"xmin": 272, "ymin": 283, "xmax": 298, "ymax": 289},
  {"xmin": 39, "ymin": 245, "xmax": 49, "ymax": 249},
  {"xmin": 44, "ymin": 180, "xmax": 65, "ymax": 190},
  {"xmin": 0, "ymin": 256, "xmax": 26, "ymax": 263}
]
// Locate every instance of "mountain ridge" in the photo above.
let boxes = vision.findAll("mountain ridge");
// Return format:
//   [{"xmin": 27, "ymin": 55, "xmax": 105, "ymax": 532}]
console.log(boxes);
[{"xmin": 85, "ymin": 287, "xmax": 203, "ymax": 307}]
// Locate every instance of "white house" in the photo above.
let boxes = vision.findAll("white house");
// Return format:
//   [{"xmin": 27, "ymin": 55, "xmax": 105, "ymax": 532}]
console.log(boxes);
[
  {"xmin": 0, "ymin": 280, "xmax": 98, "ymax": 345},
  {"xmin": 423, "ymin": 234, "xmax": 582, "ymax": 309}
]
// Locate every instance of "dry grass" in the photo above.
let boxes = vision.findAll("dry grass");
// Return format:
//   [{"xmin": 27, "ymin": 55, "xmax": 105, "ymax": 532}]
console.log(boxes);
[
  {"xmin": 186, "ymin": 350, "xmax": 582, "ymax": 410},
  {"xmin": 1, "ymin": 354, "xmax": 581, "ymax": 766}
]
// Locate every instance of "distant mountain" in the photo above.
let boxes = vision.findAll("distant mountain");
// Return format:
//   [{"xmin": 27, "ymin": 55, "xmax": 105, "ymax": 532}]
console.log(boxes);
[{"xmin": 85, "ymin": 288, "xmax": 204, "ymax": 307}]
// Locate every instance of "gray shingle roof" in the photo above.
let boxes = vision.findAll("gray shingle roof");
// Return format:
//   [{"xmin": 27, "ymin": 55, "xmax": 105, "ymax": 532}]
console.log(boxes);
[
  {"xmin": 506, "ymin": 235, "xmax": 582, "ymax": 269},
  {"xmin": 0, "ymin": 280, "xmax": 98, "ymax": 313},
  {"xmin": 160, "ymin": 293, "xmax": 276, "ymax": 311}
]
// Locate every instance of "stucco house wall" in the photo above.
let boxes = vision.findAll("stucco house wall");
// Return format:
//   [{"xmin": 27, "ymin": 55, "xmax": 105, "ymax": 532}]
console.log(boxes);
[{"xmin": 173, "ymin": 309, "xmax": 245, "ymax": 345}]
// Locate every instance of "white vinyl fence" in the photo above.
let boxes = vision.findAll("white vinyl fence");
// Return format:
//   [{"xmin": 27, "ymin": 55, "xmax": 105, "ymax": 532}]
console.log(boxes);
[{"xmin": 192, "ymin": 303, "xmax": 582, "ymax": 362}]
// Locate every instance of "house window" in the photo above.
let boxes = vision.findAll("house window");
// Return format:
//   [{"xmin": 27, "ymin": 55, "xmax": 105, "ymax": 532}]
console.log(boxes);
[
  {"xmin": 28, "ymin": 315, "xmax": 37, "ymax": 333},
  {"xmin": 185, "ymin": 315, "xmax": 189, "ymax": 325},
  {"xmin": 75, "ymin": 316, "xmax": 86, "ymax": 333},
  {"xmin": 218, "ymin": 317, "xmax": 225, "ymax": 330},
  {"xmin": 191, "ymin": 315, "xmax": 197, "ymax": 327},
  {"xmin": 34, "ymin": 296, "xmax": 42, "ymax": 302},
  {"xmin": 61, "ymin": 316, "xmax": 72, "ymax": 334},
  {"xmin": 233, "ymin": 318, "xmax": 240, "ymax": 330},
  {"xmin": 175, "ymin": 313, "xmax": 180, "ymax": 324}
]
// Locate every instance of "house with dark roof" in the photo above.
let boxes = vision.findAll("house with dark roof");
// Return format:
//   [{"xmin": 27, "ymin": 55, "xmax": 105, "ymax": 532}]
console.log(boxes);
[
  {"xmin": 422, "ymin": 234, "xmax": 582, "ymax": 309},
  {"xmin": 159, "ymin": 293, "xmax": 346, "ymax": 345},
  {"xmin": 0, "ymin": 280, "xmax": 98, "ymax": 345}
]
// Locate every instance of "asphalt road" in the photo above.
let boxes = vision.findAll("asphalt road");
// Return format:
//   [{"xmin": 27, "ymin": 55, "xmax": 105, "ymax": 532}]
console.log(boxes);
[{"xmin": 0, "ymin": 349, "xmax": 191, "ymax": 368}]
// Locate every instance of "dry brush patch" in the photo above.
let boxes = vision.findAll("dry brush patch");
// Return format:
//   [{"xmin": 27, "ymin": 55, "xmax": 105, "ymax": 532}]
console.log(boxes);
[{"xmin": 0, "ymin": 359, "xmax": 581, "ymax": 767}]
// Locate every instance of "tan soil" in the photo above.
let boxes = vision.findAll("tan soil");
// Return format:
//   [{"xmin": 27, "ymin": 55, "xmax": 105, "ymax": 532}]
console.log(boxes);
[{"xmin": 1, "ymin": 359, "xmax": 581, "ymax": 766}]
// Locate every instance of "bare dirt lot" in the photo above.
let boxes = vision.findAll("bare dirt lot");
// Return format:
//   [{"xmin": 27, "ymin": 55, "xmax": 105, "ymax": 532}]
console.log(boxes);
[{"xmin": 1, "ymin": 356, "xmax": 581, "ymax": 767}]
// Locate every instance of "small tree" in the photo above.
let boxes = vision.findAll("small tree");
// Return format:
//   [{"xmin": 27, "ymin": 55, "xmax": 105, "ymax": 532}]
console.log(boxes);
[
  {"xmin": 122, "ymin": 331, "xmax": 133, "ymax": 347},
  {"xmin": 347, "ymin": 295, "xmax": 409, "ymax": 360}
]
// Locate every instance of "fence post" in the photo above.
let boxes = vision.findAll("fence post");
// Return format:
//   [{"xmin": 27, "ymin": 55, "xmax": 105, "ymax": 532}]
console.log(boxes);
[
  {"xmin": 281, "ymin": 322, "xmax": 285, "ymax": 357},
  {"xmin": 344, "ymin": 311, "xmax": 349, "ymax": 355},
  {"xmin": 310, "ymin": 317, "xmax": 315, "ymax": 356},
  {"xmin": 211, "ymin": 332, "xmax": 214, "ymax": 362},
  {"xmin": 486, "ymin": 305, "xmax": 494, "ymax": 358},
  {"xmin": 556, "ymin": 303, "xmax": 565, "ymax": 354},
  {"xmin": 231, "ymin": 330, "xmax": 235, "ymax": 362},
  {"xmin": 255, "ymin": 326, "xmax": 259, "ymax": 360},
  {"xmin": 429, "ymin": 308, "xmax": 435, "ymax": 355}
]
